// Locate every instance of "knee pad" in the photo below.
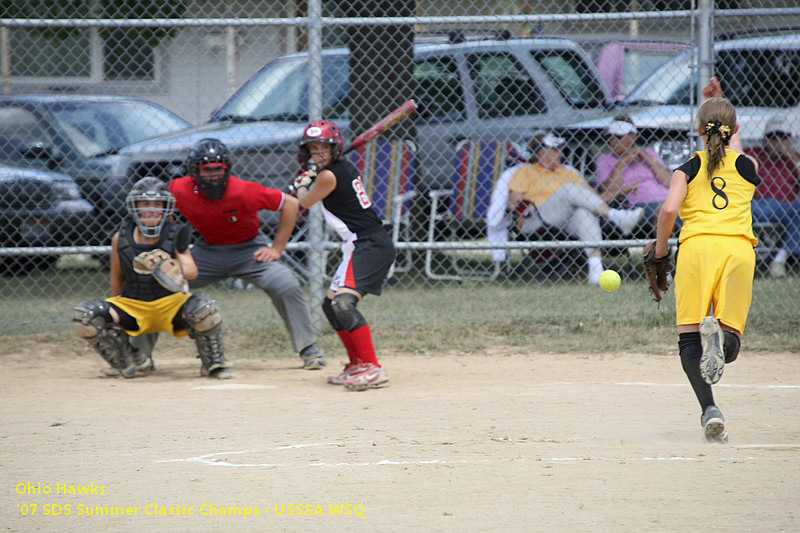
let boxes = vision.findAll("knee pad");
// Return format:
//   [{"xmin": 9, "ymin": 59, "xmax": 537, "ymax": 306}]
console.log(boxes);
[
  {"xmin": 322, "ymin": 297, "xmax": 344, "ymax": 331},
  {"xmin": 331, "ymin": 293, "xmax": 367, "ymax": 332},
  {"xmin": 723, "ymin": 331, "xmax": 740, "ymax": 363},
  {"xmin": 182, "ymin": 293, "xmax": 222, "ymax": 334},
  {"xmin": 73, "ymin": 299, "xmax": 135, "ymax": 376},
  {"xmin": 72, "ymin": 298, "xmax": 114, "ymax": 339}
]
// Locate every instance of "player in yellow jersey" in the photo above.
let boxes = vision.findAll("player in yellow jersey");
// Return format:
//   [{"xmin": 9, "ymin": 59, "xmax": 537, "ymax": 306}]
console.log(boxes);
[{"xmin": 653, "ymin": 77, "xmax": 760, "ymax": 443}]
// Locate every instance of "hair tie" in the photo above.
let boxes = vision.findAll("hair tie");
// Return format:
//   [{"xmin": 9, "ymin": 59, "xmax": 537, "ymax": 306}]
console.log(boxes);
[{"xmin": 704, "ymin": 120, "xmax": 732, "ymax": 142}]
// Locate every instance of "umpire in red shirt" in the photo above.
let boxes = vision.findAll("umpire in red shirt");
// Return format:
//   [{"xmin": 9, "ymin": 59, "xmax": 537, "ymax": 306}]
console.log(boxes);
[{"xmin": 167, "ymin": 138, "xmax": 324, "ymax": 369}]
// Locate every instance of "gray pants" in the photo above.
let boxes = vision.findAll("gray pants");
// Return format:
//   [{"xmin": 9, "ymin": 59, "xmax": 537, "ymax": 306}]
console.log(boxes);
[
  {"xmin": 188, "ymin": 237, "xmax": 317, "ymax": 353},
  {"xmin": 520, "ymin": 183, "xmax": 604, "ymax": 256}
]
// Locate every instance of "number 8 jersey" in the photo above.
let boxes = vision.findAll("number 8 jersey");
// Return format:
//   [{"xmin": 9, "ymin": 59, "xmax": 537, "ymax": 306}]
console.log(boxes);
[
  {"xmin": 320, "ymin": 159, "xmax": 384, "ymax": 240},
  {"xmin": 676, "ymin": 149, "xmax": 760, "ymax": 246}
]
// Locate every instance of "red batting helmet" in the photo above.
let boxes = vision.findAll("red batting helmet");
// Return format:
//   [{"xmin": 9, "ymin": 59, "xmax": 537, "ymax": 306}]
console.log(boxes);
[{"xmin": 299, "ymin": 120, "xmax": 344, "ymax": 163}]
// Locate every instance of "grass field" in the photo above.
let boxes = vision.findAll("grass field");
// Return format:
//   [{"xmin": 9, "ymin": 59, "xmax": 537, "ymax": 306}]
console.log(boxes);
[{"xmin": 1, "ymin": 265, "xmax": 798, "ymax": 356}]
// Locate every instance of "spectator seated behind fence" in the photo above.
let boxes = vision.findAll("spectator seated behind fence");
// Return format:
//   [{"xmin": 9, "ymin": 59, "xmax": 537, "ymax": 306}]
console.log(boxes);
[
  {"xmin": 744, "ymin": 115, "xmax": 800, "ymax": 278},
  {"xmin": 594, "ymin": 114, "xmax": 672, "ymax": 232},
  {"xmin": 494, "ymin": 130, "xmax": 644, "ymax": 284}
]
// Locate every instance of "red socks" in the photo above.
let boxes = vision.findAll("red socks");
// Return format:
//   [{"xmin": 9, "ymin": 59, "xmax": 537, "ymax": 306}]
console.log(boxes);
[
  {"xmin": 336, "ymin": 330, "xmax": 359, "ymax": 365},
  {"xmin": 338, "ymin": 325, "xmax": 379, "ymax": 366}
]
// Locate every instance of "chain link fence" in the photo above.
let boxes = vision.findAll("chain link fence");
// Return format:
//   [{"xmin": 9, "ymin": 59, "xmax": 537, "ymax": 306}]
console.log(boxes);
[{"xmin": 1, "ymin": 1, "xmax": 799, "ymax": 332}]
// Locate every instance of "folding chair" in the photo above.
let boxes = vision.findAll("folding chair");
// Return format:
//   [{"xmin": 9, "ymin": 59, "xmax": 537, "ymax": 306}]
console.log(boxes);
[
  {"xmin": 347, "ymin": 138, "xmax": 417, "ymax": 277},
  {"xmin": 425, "ymin": 139, "xmax": 522, "ymax": 281}
]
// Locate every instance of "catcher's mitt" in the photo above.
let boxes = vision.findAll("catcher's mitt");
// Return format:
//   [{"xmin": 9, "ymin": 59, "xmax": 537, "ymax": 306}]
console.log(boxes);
[
  {"xmin": 152, "ymin": 258, "xmax": 189, "ymax": 294},
  {"xmin": 133, "ymin": 249, "xmax": 171, "ymax": 275},
  {"xmin": 642, "ymin": 240, "xmax": 672, "ymax": 303}
]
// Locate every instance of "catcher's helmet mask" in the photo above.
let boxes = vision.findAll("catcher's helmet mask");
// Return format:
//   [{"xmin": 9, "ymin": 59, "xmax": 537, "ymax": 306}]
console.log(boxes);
[
  {"xmin": 298, "ymin": 120, "xmax": 344, "ymax": 167},
  {"xmin": 126, "ymin": 176, "xmax": 176, "ymax": 239},
  {"xmin": 187, "ymin": 138, "xmax": 231, "ymax": 201}
]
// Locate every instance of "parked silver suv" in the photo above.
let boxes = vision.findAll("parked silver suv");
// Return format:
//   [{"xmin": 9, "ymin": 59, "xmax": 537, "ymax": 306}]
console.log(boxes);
[
  {"xmin": 565, "ymin": 34, "xmax": 800, "ymax": 170},
  {"xmin": 112, "ymin": 36, "xmax": 612, "ymax": 204}
]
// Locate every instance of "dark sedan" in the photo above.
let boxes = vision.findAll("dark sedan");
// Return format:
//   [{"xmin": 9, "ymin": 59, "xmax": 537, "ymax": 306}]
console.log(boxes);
[
  {"xmin": 0, "ymin": 165, "xmax": 93, "ymax": 273},
  {"xmin": 0, "ymin": 94, "xmax": 189, "ymax": 244}
]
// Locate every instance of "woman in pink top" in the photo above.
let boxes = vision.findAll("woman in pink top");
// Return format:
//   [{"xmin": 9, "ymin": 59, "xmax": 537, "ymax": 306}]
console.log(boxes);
[{"xmin": 594, "ymin": 115, "xmax": 672, "ymax": 231}]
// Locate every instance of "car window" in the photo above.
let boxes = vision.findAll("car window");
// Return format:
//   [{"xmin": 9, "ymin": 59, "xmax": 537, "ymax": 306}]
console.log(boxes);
[
  {"xmin": 625, "ymin": 51, "xmax": 693, "ymax": 105},
  {"xmin": 531, "ymin": 50, "xmax": 605, "ymax": 108},
  {"xmin": 0, "ymin": 106, "xmax": 53, "ymax": 147},
  {"xmin": 717, "ymin": 49, "xmax": 800, "ymax": 108},
  {"xmin": 414, "ymin": 56, "xmax": 465, "ymax": 122},
  {"xmin": 50, "ymin": 102, "xmax": 189, "ymax": 157},
  {"xmin": 595, "ymin": 42, "xmax": 688, "ymax": 100},
  {"xmin": 468, "ymin": 52, "xmax": 546, "ymax": 119},
  {"xmin": 623, "ymin": 50, "xmax": 685, "ymax": 96},
  {"xmin": 216, "ymin": 56, "xmax": 350, "ymax": 121}
]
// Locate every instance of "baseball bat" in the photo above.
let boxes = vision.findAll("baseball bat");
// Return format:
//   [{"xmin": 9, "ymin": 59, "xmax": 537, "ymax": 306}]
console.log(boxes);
[{"xmin": 343, "ymin": 99, "xmax": 417, "ymax": 155}]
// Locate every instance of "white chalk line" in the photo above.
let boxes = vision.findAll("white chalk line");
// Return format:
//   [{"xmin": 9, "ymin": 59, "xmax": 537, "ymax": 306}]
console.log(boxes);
[
  {"xmin": 159, "ymin": 448, "xmax": 787, "ymax": 470},
  {"xmin": 192, "ymin": 383, "xmax": 276, "ymax": 390},
  {"xmin": 505, "ymin": 382, "xmax": 800, "ymax": 395},
  {"xmin": 617, "ymin": 382, "xmax": 800, "ymax": 389},
  {"xmin": 733, "ymin": 444, "xmax": 800, "ymax": 450},
  {"xmin": 159, "ymin": 450, "xmax": 491, "ymax": 469}
]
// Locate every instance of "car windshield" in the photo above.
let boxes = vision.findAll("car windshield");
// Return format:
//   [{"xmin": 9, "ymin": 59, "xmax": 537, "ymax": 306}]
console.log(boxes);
[
  {"xmin": 623, "ymin": 49, "xmax": 687, "ymax": 95},
  {"xmin": 626, "ymin": 44, "xmax": 800, "ymax": 108},
  {"xmin": 50, "ymin": 101, "xmax": 189, "ymax": 157},
  {"xmin": 213, "ymin": 55, "xmax": 351, "ymax": 122},
  {"xmin": 624, "ymin": 50, "xmax": 694, "ymax": 105},
  {"xmin": 531, "ymin": 50, "xmax": 606, "ymax": 108}
]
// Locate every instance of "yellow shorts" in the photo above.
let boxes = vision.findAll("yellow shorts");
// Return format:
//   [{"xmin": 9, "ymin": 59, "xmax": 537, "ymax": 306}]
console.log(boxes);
[
  {"xmin": 106, "ymin": 292, "xmax": 191, "ymax": 337},
  {"xmin": 674, "ymin": 234, "xmax": 755, "ymax": 333}
]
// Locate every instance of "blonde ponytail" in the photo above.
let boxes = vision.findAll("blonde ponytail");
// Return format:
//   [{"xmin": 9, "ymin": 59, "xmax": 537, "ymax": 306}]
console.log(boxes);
[{"xmin": 697, "ymin": 97, "xmax": 736, "ymax": 176}]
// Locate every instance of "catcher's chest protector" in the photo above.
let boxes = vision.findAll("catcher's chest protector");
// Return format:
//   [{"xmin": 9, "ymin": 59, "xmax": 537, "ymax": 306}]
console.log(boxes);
[{"xmin": 117, "ymin": 218, "xmax": 182, "ymax": 301}]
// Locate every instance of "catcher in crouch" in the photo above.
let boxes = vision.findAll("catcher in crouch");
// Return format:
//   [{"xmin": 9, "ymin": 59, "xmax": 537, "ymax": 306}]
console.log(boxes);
[{"xmin": 72, "ymin": 177, "xmax": 231, "ymax": 379}]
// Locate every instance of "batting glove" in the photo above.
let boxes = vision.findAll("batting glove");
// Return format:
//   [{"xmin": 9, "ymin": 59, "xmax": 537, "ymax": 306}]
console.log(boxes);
[{"xmin": 293, "ymin": 168, "xmax": 317, "ymax": 191}]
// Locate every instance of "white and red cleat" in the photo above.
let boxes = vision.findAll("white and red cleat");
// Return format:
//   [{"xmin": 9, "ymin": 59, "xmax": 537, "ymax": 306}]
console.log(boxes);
[
  {"xmin": 327, "ymin": 363, "xmax": 368, "ymax": 385},
  {"xmin": 344, "ymin": 363, "xmax": 388, "ymax": 391}
]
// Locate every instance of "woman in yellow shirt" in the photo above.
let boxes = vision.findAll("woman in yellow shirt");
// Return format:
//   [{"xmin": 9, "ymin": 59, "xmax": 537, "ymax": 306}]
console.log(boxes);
[{"xmin": 507, "ymin": 131, "xmax": 644, "ymax": 284}]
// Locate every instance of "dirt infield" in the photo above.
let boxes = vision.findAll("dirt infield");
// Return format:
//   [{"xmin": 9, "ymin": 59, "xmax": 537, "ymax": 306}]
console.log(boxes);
[{"xmin": 2, "ymin": 336, "xmax": 799, "ymax": 532}]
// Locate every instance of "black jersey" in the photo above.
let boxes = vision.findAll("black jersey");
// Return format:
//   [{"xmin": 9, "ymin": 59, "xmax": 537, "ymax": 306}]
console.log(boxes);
[
  {"xmin": 117, "ymin": 218, "xmax": 191, "ymax": 301},
  {"xmin": 321, "ymin": 159, "xmax": 383, "ymax": 238}
]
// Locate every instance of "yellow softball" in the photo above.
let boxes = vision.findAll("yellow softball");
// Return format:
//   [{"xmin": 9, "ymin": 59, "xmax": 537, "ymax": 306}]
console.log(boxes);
[{"xmin": 599, "ymin": 269, "xmax": 621, "ymax": 292}]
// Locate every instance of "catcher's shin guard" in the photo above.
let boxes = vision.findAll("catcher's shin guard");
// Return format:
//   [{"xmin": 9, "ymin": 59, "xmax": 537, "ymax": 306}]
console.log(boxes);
[
  {"xmin": 193, "ymin": 323, "xmax": 228, "ymax": 376},
  {"xmin": 182, "ymin": 294, "xmax": 228, "ymax": 375},
  {"xmin": 72, "ymin": 299, "xmax": 135, "ymax": 378}
]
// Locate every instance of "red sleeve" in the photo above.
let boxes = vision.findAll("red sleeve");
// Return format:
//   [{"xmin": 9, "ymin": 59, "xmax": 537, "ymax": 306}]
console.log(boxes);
[{"xmin": 244, "ymin": 181, "xmax": 285, "ymax": 212}]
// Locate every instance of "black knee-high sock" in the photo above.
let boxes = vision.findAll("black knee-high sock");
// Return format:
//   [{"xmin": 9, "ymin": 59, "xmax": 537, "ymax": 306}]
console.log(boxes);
[
  {"xmin": 678, "ymin": 332, "xmax": 715, "ymax": 410},
  {"xmin": 723, "ymin": 331, "xmax": 740, "ymax": 363}
]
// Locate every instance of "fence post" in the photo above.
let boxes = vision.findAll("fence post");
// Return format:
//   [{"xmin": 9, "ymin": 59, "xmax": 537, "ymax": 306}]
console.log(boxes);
[
  {"xmin": 1, "ymin": 26, "xmax": 9, "ymax": 94},
  {"xmin": 306, "ymin": 0, "xmax": 326, "ymax": 330},
  {"xmin": 697, "ymin": 0, "xmax": 714, "ymax": 100}
]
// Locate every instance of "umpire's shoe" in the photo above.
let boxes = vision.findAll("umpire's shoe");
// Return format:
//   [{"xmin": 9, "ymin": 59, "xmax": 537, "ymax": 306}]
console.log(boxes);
[
  {"xmin": 700, "ymin": 316, "xmax": 725, "ymax": 384},
  {"xmin": 701, "ymin": 405, "xmax": 728, "ymax": 443},
  {"xmin": 300, "ymin": 344, "xmax": 326, "ymax": 370}
]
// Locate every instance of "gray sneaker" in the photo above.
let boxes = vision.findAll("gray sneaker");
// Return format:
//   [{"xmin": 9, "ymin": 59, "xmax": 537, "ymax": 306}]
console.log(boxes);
[
  {"xmin": 701, "ymin": 405, "xmax": 728, "ymax": 443},
  {"xmin": 201, "ymin": 363, "xmax": 232, "ymax": 379},
  {"xmin": 700, "ymin": 316, "xmax": 725, "ymax": 384},
  {"xmin": 299, "ymin": 344, "xmax": 326, "ymax": 370},
  {"xmin": 133, "ymin": 350, "xmax": 155, "ymax": 372}
]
